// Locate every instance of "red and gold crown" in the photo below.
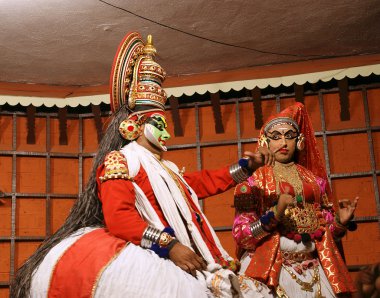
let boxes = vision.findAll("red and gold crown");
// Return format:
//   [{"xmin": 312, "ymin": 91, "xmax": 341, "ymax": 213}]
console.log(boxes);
[{"xmin": 110, "ymin": 32, "xmax": 167, "ymax": 113}]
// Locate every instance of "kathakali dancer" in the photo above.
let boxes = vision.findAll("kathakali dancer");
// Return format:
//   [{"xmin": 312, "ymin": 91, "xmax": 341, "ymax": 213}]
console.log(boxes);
[
  {"xmin": 233, "ymin": 102, "xmax": 358, "ymax": 297},
  {"xmin": 11, "ymin": 32, "xmax": 267, "ymax": 298}
]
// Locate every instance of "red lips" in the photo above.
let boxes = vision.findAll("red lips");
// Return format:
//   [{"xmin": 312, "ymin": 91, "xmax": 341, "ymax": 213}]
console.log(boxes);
[
  {"xmin": 158, "ymin": 137, "xmax": 166, "ymax": 146},
  {"xmin": 279, "ymin": 148, "xmax": 289, "ymax": 153}
]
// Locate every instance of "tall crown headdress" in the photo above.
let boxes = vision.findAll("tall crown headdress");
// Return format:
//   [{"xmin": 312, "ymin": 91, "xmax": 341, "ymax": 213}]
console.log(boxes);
[{"xmin": 110, "ymin": 32, "xmax": 167, "ymax": 113}]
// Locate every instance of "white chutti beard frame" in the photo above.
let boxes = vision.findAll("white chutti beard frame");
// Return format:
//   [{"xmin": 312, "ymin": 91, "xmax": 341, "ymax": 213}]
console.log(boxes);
[{"xmin": 144, "ymin": 124, "xmax": 167, "ymax": 152}]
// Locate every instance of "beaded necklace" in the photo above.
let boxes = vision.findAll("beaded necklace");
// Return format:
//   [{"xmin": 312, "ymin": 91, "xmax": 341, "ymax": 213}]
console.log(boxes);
[
  {"xmin": 273, "ymin": 162, "xmax": 304, "ymax": 205},
  {"xmin": 280, "ymin": 264, "xmax": 325, "ymax": 298}
]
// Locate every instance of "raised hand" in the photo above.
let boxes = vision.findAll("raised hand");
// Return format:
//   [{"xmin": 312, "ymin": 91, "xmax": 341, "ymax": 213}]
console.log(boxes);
[
  {"xmin": 168, "ymin": 242, "xmax": 207, "ymax": 276},
  {"xmin": 243, "ymin": 146, "xmax": 275, "ymax": 171},
  {"xmin": 276, "ymin": 193, "xmax": 294, "ymax": 220},
  {"xmin": 338, "ymin": 197, "xmax": 359, "ymax": 225}
]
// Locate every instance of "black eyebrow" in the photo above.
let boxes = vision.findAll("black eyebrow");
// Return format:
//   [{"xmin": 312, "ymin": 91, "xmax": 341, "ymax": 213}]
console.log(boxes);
[
  {"xmin": 268, "ymin": 129, "xmax": 297, "ymax": 134},
  {"xmin": 150, "ymin": 116, "xmax": 167, "ymax": 128}
]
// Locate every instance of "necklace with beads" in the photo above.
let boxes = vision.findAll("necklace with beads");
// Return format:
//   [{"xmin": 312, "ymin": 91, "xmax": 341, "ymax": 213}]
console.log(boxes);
[
  {"xmin": 280, "ymin": 264, "xmax": 325, "ymax": 298},
  {"xmin": 273, "ymin": 162, "xmax": 304, "ymax": 205}
]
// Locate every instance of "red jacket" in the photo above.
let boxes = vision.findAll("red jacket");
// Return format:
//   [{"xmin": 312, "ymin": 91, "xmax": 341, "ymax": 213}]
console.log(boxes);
[{"xmin": 96, "ymin": 159, "xmax": 236, "ymax": 262}]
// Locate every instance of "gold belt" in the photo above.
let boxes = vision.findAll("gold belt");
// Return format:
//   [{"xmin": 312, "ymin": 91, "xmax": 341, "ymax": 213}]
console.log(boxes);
[{"xmin": 281, "ymin": 251, "xmax": 315, "ymax": 263}]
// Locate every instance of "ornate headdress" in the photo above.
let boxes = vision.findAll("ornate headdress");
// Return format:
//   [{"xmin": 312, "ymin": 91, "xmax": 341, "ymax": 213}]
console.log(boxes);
[
  {"xmin": 109, "ymin": 32, "xmax": 167, "ymax": 113},
  {"xmin": 259, "ymin": 103, "xmax": 329, "ymax": 192},
  {"xmin": 264, "ymin": 117, "xmax": 299, "ymax": 134}
]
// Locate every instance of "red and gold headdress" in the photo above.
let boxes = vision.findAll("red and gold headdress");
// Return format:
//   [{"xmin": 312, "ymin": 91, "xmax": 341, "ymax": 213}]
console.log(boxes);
[
  {"xmin": 259, "ymin": 103, "xmax": 329, "ymax": 191},
  {"xmin": 109, "ymin": 32, "xmax": 167, "ymax": 113}
]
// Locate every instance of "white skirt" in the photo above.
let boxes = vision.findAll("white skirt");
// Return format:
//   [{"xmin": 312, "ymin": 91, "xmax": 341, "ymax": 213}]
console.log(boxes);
[
  {"xmin": 239, "ymin": 237, "xmax": 337, "ymax": 298},
  {"xmin": 30, "ymin": 228, "xmax": 246, "ymax": 298},
  {"xmin": 30, "ymin": 228, "xmax": 208, "ymax": 298}
]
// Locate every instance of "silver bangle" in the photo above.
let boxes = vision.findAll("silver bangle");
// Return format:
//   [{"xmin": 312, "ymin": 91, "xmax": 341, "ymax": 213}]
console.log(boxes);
[
  {"xmin": 229, "ymin": 163, "xmax": 250, "ymax": 183},
  {"xmin": 250, "ymin": 220, "xmax": 269, "ymax": 240},
  {"xmin": 141, "ymin": 226, "xmax": 162, "ymax": 248}
]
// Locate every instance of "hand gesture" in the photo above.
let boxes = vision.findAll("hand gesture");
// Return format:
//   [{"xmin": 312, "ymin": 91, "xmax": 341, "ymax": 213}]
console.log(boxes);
[
  {"xmin": 243, "ymin": 146, "xmax": 275, "ymax": 171},
  {"xmin": 276, "ymin": 193, "xmax": 294, "ymax": 220},
  {"xmin": 338, "ymin": 197, "xmax": 359, "ymax": 225},
  {"xmin": 168, "ymin": 242, "xmax": 207, "ymax": 276}
]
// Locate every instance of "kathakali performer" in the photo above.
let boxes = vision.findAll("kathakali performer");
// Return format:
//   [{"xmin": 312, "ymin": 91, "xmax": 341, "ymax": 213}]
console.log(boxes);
[
  {"xmin": 233, "ymin": 102, "xmax": 358, "ymax": 297},
  {"xmin": 11, "ymin": 32, "xmax": 270, "ymax": 298}
]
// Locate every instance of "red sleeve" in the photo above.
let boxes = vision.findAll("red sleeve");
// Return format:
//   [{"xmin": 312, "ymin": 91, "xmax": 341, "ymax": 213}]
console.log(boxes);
[
  {"xmin": 97, "ymin": 166, "xmax": 147, "ymax": 245},
  {"xmin": 183, "ymin": 166, "xmax": 236, "ymax": 199}
]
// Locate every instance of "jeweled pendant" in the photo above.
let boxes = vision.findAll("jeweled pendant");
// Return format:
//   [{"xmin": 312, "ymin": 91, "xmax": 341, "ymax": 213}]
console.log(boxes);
[
  {"xmin": 301, "ymin": 284, "xmax": 313, "ymax": 292},
  {"xmin": 296, "ymin": 195, "xmax": 303, "ymax": 204}
]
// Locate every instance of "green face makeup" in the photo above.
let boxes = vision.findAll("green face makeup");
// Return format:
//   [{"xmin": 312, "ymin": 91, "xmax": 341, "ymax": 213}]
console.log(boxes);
[{"xmin": 144, "ymin": 114, "xmax": 171, "ymax": 151}]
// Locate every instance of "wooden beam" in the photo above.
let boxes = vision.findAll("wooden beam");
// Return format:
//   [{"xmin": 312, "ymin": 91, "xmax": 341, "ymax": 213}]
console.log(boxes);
[
  {"xmin": 91, "ymin": 104, "xmax": 103, "ymax": 143},
  {"xmin": 58, "ymin": 107, "xmax": 68, "ymax": 145},
  {"xmin": 210, "ymin": 92, "xmax": 224, "ymax": 134},
  {"xmin": 168, "ymin": 96, "xmax": 183, "ymax": 137},
  {"xmin": 26, "ymin": 105, "xmax": 36, "ymax": 144},
  {"xmin": 251, "ymin": 87, "xmax": 263, "ymax": 129},
  {"xmin": 338, "ymin": 77, "xmax": 350, "ymax": 121}
]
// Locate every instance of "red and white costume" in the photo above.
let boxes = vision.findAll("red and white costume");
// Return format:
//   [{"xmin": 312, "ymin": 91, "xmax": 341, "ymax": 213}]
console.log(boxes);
[{"xmin": 30, "ymin": 141, "xmax": 244, "ymax": 298}]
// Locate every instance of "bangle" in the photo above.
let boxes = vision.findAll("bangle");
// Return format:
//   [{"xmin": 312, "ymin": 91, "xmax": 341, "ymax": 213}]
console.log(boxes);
[
  {"xmin": 334, "ymin": 214, "xmax": 357, "ymax": 231},
  {"xmin": 158, "ymin": 232, "xmax": 174, "ymax": 247},
  {"xmin": 260, "ymin": 211, "xmax": 275, "ymax": 225},
  {"xmin": 141, "ymin": 226, "xmax": 162, "ymax": 248},
  {"xmin": 151, "ymin": 237, "xmax": 179, "ymax": 259},
  {"xmin": 347, "ymin": 221, "xmax": 357, "ymax": 231},
  {"xmin": 229, "ymin": 163, "xmax": 250, "ymax": 183},
  {"xmin": 250, "ymin": 220, "xmax": 270, "ymax": 240}
]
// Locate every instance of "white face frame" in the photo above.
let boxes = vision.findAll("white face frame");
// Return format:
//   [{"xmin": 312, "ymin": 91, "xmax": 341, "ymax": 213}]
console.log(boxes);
[{"xmin": 143, "ymin": 113, "xmax": 171, "ymax": 152}]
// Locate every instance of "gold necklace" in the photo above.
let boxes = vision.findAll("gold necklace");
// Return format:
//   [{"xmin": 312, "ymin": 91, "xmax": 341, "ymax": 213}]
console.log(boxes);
[
  {"xmin": 273, "ymin": 162, "xmax": 304, "ymax": 204},
  {"xmin": 281, "ymin": 264, "xmax": 325, "ymax": 298}
]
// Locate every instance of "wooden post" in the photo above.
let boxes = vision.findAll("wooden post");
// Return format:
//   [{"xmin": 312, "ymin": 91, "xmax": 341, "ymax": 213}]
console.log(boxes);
[
  {"xmin": 91, "ymin": 104, "xmax": 103, "ymax": 143},
  {"xmin": 26, "ymin": 104, "xmax": 36, "ymax": 144},
  {"xmin": 169, "ymin": 96, "xmax": 184, "ymax": 137},
  {"xmin": 294, "ymin": 83, "xmax": 304, "ymax": 104},
  {"xmin": 251, "ymin": 87, "xmax": 263, "ymax": 129},
  {"xmin": 58, "ymin": 107, "xmax": 68, "ymax": 145},
  {"xmin": 210, "ymin": 92, "xmax": 224, "ymax": 134},
  {"xmin": 338, "ymin": 77, "xmax": 350, "ymax": 121}
]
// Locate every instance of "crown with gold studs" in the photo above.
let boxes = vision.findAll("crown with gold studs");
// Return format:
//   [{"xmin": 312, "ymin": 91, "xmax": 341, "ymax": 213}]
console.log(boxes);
[{"xmin": 110, "ymin": 32, "xmax": 167, "ymax": 113}]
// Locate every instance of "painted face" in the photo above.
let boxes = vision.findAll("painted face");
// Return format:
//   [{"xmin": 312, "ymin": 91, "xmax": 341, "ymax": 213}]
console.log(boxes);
[
  {"xmin": 266, "ymin": 123, "xmax": 298, "ymax": 163},
  {"xmin": 143, "ymin": 113, "xmax": 171, "ymax": 151}
]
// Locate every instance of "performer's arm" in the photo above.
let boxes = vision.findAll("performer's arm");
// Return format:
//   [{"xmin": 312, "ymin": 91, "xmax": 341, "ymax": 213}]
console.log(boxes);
[
  {"xmin": 183, "ymin": 147, "xmax": 275, "ymax": 199},
  {"xmin": 232, "ymin": 211, "xmax": 268, "ymax": 249},
  {"xmin": 183, "ymin": 166, "xmax": 236, "ymax": 199},
  {"xmin": 100, "ymin": 177, "xmax": 148, "ymax": 245},
  {"xmin": 318, "ymin": 177, "xmax": 359, "ymax": 240},
  {"xmin": 183, "ymin": 159, "xmax": 258, "ymax": 199},
  {"xmin": 96, "ymin": 151, "xmax": 154, "ymax": 245},
  {"xmin": 232, "ymin": 169, "xmax": 277, "ymax": 250}
]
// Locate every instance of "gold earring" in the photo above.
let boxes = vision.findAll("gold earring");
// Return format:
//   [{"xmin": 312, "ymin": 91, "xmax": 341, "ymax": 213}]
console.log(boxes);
[
  {"xmin": 259, "ymin": 134, "xmax": 269, "ymax": 148},
  {"xmin": 296, "ymin": 133, "xmax": 305, "ymax": 151},
  {"xmin": 119, "ymin": 118, "xmax": 141, "ymax": 141}
]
